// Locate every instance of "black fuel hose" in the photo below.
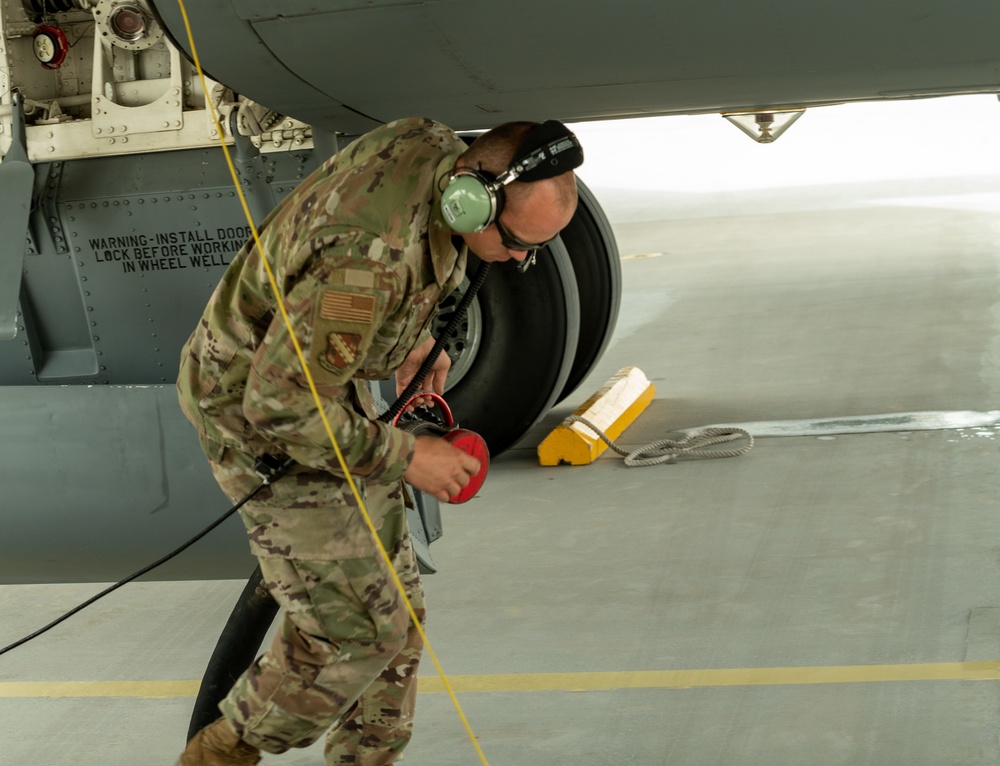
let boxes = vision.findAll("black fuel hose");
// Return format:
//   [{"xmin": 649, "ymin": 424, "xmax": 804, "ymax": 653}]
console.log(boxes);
[{"xmin": 186, "ymin": 565, "xmax": 277, "ymax": 740}]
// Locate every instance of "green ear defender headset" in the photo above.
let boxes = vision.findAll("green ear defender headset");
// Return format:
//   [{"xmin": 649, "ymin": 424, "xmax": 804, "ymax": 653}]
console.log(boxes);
[{"xmin": 441, "ymin": 120, "xmax": 584, "ymax": 233}]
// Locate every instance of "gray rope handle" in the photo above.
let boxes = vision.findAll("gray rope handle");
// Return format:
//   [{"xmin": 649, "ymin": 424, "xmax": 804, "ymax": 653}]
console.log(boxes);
[{"xmin": 565, "ymin": 416, "xmax": 754, "ymax": 467}]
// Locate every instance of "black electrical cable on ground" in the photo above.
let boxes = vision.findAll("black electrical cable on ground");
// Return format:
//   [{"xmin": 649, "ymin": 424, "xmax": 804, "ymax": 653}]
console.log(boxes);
[{"xmin": 0, "ymin": 467, "xmax": 285, "ymax": 658}]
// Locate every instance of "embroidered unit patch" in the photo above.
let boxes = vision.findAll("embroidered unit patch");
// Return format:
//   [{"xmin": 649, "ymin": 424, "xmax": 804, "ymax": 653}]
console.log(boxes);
[{"xmin": 324, "ymin": 332, "xmax": 362, "ymax": 368}]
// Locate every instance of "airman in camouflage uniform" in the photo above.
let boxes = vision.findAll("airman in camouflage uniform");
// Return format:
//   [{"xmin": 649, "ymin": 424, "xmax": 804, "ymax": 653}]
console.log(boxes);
[{"xmin": 176, "ymin": 116, "xmax": 580, "ymax": 765}]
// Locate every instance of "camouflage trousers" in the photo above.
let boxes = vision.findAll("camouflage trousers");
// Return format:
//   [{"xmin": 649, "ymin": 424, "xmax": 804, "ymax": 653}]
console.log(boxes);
[{"xmin": 205, "ymin": 443, "xmax": 425, "ymax": 765}]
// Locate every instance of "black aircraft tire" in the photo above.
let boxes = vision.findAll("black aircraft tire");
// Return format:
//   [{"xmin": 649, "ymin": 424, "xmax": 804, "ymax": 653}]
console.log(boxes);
[
  {"xmin": 445, "ymin": 243, "xmax": 580, "ymax": 455},
  {"xmin": 557, "ymin": 179, "xmax": 622, "ymax": 402}
]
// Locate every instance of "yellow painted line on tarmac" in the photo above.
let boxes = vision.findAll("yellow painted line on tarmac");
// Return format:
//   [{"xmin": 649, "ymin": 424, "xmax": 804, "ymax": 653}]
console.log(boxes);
[
  {"xmin": 3, "ymin": 661, "xmax": 1000, "ymax": 699},
  {"xmin": 419, "ymin": 661, "xmax": 1000, "ymax": 692},
  {"xmin": 0, "ymin": 680, "xmax": 200, "ymax": 698}
]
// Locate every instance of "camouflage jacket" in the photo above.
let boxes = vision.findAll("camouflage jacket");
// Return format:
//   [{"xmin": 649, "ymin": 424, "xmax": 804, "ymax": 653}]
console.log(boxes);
[{"xmin": 177, "ymin": 117, "xmax": 469, "ymax": 486}]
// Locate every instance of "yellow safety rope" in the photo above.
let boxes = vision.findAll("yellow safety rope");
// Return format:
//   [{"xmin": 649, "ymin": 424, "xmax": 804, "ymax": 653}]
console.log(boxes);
[{"xmin": 173, "ymin": 3, "xmax": 489, "ymax": 762}]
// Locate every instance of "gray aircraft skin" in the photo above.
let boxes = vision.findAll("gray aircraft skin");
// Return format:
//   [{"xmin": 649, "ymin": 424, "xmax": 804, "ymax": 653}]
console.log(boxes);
[{"xmin": 1, "ymin": 0, "xmax": 999, "ymax": 584}]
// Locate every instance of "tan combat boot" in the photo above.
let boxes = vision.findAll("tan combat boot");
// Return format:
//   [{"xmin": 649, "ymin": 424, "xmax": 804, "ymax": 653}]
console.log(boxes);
[{"xmin": 177, "ymin": 717, "xmax": 261, "ymax": 765}]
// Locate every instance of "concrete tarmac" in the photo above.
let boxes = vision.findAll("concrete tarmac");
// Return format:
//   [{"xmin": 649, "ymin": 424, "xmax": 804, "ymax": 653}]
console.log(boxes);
[{"xmin": 4, "ymin": 172, "xmax": 1000, "ymax": 764}]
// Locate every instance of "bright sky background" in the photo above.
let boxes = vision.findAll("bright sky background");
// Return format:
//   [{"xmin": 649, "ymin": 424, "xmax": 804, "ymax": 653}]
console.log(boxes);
[{"xmin": 568, "ymin": 95, "xmax": 1000, "ymax": 193}]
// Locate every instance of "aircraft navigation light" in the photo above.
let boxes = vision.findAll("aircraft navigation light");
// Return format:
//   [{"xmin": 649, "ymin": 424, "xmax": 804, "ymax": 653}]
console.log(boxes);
[
  {"xmin": 31, "ymin": 25, "xmax": 69, "ymax": 70},
  {"xmin": 723, "ymin": 109, "xmax": 805, "ymax": 143}
]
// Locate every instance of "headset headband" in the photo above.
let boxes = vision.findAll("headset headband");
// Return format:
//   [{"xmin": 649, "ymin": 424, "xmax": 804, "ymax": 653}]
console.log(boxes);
[{"xmin": 495, "ymin": 120, "xmax": 585, "ymax": 187}]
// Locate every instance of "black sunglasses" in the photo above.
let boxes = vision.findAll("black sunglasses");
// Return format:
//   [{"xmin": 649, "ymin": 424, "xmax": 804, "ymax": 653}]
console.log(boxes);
[{"xmin": 494, "ymin": 216, "xmax": 558, "ymax": 252}]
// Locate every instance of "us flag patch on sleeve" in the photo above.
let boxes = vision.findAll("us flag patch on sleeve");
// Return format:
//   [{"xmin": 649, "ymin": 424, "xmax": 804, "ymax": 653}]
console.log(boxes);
[{"xmin": 320, "ymin": 290, "xmax": 375, "ymax": 323}]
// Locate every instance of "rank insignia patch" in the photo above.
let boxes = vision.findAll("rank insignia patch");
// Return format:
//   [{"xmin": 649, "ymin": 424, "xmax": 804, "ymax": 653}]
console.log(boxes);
[{"xmin": 320, "ymin": 290, "xmax": 375, "ymax": 323}]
